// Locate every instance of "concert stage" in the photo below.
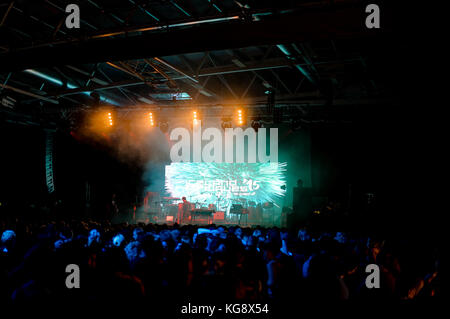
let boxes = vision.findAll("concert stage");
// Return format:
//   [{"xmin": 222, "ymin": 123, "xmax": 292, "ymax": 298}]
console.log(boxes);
[{"xmin": 136, "ymin": 194, "xmax": 285, "ymax": 227}]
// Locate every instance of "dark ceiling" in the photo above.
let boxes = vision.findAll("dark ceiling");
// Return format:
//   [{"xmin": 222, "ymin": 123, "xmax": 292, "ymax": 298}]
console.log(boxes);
[{"xmin": 0, "ymin": 0, "xmax": 397, "ymax": 128}]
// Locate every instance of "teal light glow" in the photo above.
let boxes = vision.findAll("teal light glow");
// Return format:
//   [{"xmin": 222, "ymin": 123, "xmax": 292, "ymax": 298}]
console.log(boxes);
[
  {"xmin": 149, "ymin": 92, "xmax": 191, "ymax": 100},
  {"xmin": 24, "ymin": 69, "xmax": 120, "ymax": 106},
  {"xmin": 24, "ymin": 69, "xmax": 63, "ymax": 86},
  {"xmin": 165, "ymin": 162, "xmax": 287, "ymax": 210}
]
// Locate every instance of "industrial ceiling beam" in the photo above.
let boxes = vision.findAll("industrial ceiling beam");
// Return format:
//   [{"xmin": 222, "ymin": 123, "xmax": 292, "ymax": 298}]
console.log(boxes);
[
  {"xmin": 192, "ymin": 58, "xmax": 290, "ymax": 77},
  {"xmin": 169, "ymin": 57, "xmax": 360, "ymax": 81},
  {"xmin": 153, "ymin": 57, "xmax": 199, "ymax": 84},
  {"xmin": 177, "ymin": 55, "xmax": 220, "ymax": 99},
  {"xmin": 170, "ymin": 0, "xmax": 191, "ymax": 17},
  {"xmin": 0, "ymin": 83, "xmax": 59, "ymax": 104},
  {"xmin": 207, "ymin": 54, "xmax": 238, "ymax": 99},
  {"xmin": 66, "ymin": 64, "xmax": 153, "ymax": 105},
  {"xmin": 0, "ymin": 1, "xmax": 14, "ymax": 27},
  {"xmin": 96, "ymin": 68, "xmax": 136, "ymax": 105},
  {"xmin": 0, "ymin": 6, "xmax": 382, "ymax": 71},
  {"xmin": 270, "ymin": 69, "xmax": 292, "ymax": 95},
  {"xmin": 46, "ymin": 80, "xmax": 148, "ymax": 98},
  {"xmin": 144, "ymin": 59, "xmax": 178, "ymax": 89},
  {"xmin": 10, "ymin": 4, "xmax": 68, "ymax": 37},
  {"xmin": 228, "ymin": 46, "xmax": 276, "ymax": 96},
  {"xmin": 65, "ymin": 65, "xmax": 108, "ymax": 85},
  {"xmin": 106, "ymin": 62, "xmax": 149, "ymax": 84},
  {"xmin": 128, "ymin": 0, "xmax": 160, "ymax": 22},
  {"xmin": 87, "ymin": 0, "xmax": 125, "ymax": 26},
  {"xmin": 57, "ymin": 57, "xmax": 356, "ymax": 101}
]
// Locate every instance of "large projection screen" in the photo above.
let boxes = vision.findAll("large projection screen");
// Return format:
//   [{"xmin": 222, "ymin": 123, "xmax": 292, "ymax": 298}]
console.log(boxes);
[{"xmin": 165, "ymin": 162, "xmax": 287, "ymax": 213}]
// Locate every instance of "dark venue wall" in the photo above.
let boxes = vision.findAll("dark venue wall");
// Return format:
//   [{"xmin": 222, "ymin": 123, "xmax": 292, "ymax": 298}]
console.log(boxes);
[
  {"xmin": 53, "ymin": 130, "xmax": 147, "ymax": 220},
  {"xmin": 0, "ymin": 123, "xmax": 45, "ymax": 217}
]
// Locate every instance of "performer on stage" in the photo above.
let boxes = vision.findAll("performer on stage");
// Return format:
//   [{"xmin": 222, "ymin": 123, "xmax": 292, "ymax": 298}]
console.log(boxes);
[
  {"xmin": 107, "ymin": 193, "xmax": 119, "ymax": 220},
  {"xmin": 177, "ymin": 196, "xmax": 191, "ymax": 224}
]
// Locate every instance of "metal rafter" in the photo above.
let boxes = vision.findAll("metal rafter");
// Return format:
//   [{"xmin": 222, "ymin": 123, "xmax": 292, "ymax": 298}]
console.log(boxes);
[
  {"xmin": 87, "ymin": 0, "xmax": 125, "ymax": 26},
  {"xmin": 0, "ymin": 83, "xmax": 59, "ymax": 104},
  {"xmin": 11, "ymin": 5, "xmax": 68, "ymax": 37},
  {"xmin": 168, "ymin": 57, "xmax": 361, "ymax": 82},
  {"xmin": 177, "ymin": 55, "xmax": 220, "ymax": 99},
  {"xmin": 85, "ymin": 64, "xmax": 99, "ymax": 87},
  {"xmin": 270, "ymin": 69, "xmax": 292, "ymax": 95},
  {"xmin": 144, "ymin": 59, "xmax": 178, "ymax": 89},
  {"xmin": 207, "ymin": 54, "xmax": 238, "ymax": 99},
  {"xmin": 228, "ymin": 46, "xmax": 276, "ymax": 96},
  {"xmin": 241, "ymin": 74, "xmax": 257, "ymax": 98},
  {"xmin": 128, "ymin": 0, "xmax": 160, "ymax": 22},
  {"xmin": 294, "ymin": 77, "xmax": 306, "ymax": 94},
  {"xmin": 196, "ymin": 52, "xmax": 210, "ymax": 76},
  {"xmin": 1, "ymin": 5, "xmax": 373, "ymax": 71},
  {"xmin": 97, "ymin": 67, "xmax": 138, "ymax": 105},
  {"xmin": 65, "ymin": 64, "xmax": 144, "ymax": 105},
  {"xmin": 153, "ymin": 57, "xmax": 199, "ymax": 84},
  {"xmin": 207, "ymin": 0, "xmax": 223, "ymax": 13},
  {"xmin": 0, "ymin": 1, "xmax": 14, "ymax": 27},
  {"xmin": 107, "ymin": 62, "xmax": 148, "ymax": 84},
  {"xmin": 0, "ymin": 72, "xmax": 12, "ymax": 93},
  {"xmin": 170, "ymin": 0, "xmax": 191, "ymax": 17},
  {"xmin": 194, "ymin": 76, "xmax": 211, "ymax": 100},
  {"xmin": 292, "ymin": 43, "xmax": 320, "ymax": 80}
]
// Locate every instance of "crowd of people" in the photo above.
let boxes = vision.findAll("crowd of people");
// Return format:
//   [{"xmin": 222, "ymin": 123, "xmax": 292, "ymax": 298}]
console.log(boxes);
[{"xmin": 0, "ymin": 218, "xmax": 440, "ymax": 306}]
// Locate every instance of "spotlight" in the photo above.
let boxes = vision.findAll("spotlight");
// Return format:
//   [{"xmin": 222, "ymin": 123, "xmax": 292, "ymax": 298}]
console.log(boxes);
[
  {"xmin": 192, "ymin": 110, "xmax": 202, "ymax": 125},
  {"xmin": 149, "ymin": 112, "xmax": 155, "ymax": 127},
  {"xmin": 193, "ymin": 110, "xmax": 197, "ymax": 124},
  {"xmin": 107, "ymin": 112, "xmax": 113, "ymax": 126},
  {"xmin": 236, "ymin": 108, "xmax": 245, "ymax": 126}
]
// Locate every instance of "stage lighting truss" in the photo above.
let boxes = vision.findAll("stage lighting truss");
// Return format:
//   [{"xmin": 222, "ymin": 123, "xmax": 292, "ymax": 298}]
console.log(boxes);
[{"xmin": 107, "ymin": 112, "xmax": 113, "ymax": 127}]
